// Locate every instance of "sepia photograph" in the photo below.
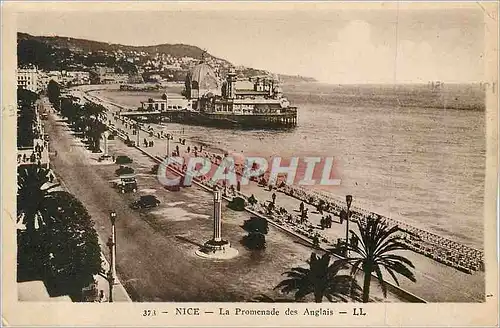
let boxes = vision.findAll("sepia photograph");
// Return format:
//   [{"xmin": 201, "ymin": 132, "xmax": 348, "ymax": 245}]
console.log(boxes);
[{"xmin": 2, "ymin": 1, "xmax": 498, "ymax": 327}]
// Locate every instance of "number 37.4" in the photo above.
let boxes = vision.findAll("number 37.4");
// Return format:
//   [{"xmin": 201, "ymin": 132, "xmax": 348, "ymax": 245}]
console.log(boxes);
[{"xmin": 142, "ymin": 309, "xmax": 157, "ymax": 316}]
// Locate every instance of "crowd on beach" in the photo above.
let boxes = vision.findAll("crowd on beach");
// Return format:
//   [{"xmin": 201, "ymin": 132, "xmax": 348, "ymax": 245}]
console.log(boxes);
[{"xmin": 108, "ymin": 108, "xmax": 485, "ymax": 274}]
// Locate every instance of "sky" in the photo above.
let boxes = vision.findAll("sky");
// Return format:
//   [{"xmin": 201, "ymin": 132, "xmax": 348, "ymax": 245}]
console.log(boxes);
[{"xmin": 16, "ymin": 4, "xmax": 487, "ymax": 84}]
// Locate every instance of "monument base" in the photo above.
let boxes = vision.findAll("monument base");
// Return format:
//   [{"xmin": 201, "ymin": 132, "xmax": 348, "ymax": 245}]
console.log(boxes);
[{"xmin": 195, "ymin": 239, "xmax": 239, "ymax": 259}]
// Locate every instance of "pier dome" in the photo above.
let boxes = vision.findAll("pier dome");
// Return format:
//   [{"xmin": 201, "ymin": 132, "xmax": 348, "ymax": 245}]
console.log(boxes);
[{"xmin": 185, "ymin": 62, "xmax": 220, "ymax": 99}]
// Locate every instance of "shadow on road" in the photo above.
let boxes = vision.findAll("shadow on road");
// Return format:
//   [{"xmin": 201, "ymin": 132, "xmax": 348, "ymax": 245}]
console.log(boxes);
[{"xmin": 175, "ymin": 235, "xmax": 204, "ymax": 248}]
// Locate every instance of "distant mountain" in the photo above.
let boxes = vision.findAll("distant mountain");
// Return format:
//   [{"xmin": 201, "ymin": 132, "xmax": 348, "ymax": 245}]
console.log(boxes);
[{"xmin": 278, "ymin": 74, "xmax": 317, "ymax": 84}]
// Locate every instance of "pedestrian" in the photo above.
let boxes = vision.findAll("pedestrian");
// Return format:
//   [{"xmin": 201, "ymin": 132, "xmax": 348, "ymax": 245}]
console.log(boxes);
[
  {"xmin": 271, "ymin": 192, "xmax": 276, "ymax": 204},
  {"xmin": 187, "ymin": 146, "xmax": 190, "ymax": 153},
  {"xmin": 98, "ymin": 290, "xmax": 105, "ymax": 303},
  {"xmin": 299, "ymin": 201, "xmax": 304, "ymax": 213}
]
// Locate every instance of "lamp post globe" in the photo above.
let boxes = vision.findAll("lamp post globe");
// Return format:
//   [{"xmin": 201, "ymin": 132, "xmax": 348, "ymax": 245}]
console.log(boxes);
[
  {"xmin": 346, "ymin": 195, "xmax": 352, "ymax": 208},
  {"xmin": 110, "ymin": 211, "xmax": 117, "ymax": 224}
]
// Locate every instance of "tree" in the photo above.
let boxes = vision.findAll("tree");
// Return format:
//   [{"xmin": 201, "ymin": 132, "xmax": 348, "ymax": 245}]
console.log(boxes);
[
  {"xmin": 17, "ymin": 165, "xmax": 60, "ymax": 233},
  {"xmin": 42, "ymin": 191, "xmax": 102, "ymax": 295},
  {"xmin": 17, "ymin": 88, "xmax": 39, "ymax": 107},
  {"xmin": 17, "ymin": 104, "xmax": 37, "ymax": 148},
  {"xmin": 47, "ymin": 80, "xmax": 61, "ymax": 109},
  {"xmin": 60, "ymin": 98, "xmax": 80, "ymax": 124},
  {"xmin": 242, "ymin": 217, "xmax": 269, "ymax": 250},
  {"xmin": 17, "ymin": 165, "xmax": 59, "ymax": 280},
  {"xmin": 347, "ymin": 216, "xmax": 416, "ymax": 302},
  {"xmin": 275, "ymin": 253, "xmax": 361, "ymax": 303},
  {"xmin": 78, "ymin": 102, "xmax": 107, "ymax": 152}
]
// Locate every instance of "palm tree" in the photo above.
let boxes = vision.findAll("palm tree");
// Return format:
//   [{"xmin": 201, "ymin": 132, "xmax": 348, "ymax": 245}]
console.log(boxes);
[
  {"xmin": 348, "ymin": 215, "xmax": 416, "ymax": 302},
  {"xmin": 275, "ymin": 253, "xmax": 361, "ymax": 303},
  {"xmin": 17, "ymin": 165, "xmax": 60, "ymax": 232}
]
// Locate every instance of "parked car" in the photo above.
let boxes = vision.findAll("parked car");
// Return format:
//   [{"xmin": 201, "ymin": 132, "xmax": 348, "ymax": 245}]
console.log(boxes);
[
  {"xmin": 98, "ymin": 154, "xmax": 113, "ymax": 162},
  {"xmin": 115, "ymin": 174, "xmax": 137, "ymax": 193},
  {"xmin": 130, "ymin": 195, "xmax": 160, "ymax": 209},
  {"xmin": 115, "ymin": 165, "xmax": 135, "ymax": 176},
  {"xmin": 115, "ymin": 155, "xmax": 133, "ymax": 164}
]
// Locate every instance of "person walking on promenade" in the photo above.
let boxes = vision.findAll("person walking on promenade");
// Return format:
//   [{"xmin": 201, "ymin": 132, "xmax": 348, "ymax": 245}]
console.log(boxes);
[
  {"xmin": 271, "ymin": 192, "xmax": 276, "ymax": 205},
  {"xmin": 320, "ymin": 217, "xmax": 326, "ymax": 230},
  {"xmin": 98, "ymin": 290, "xmax": 104, "ymax": 303},
  {"xmin": 299, "ymin": 201, "xmax": 304, "ymax": 213},
  {"xmin": 312, "ymin": 234, "xmax": 320, "ymax": 248},
  {"xmin": 187, "ymin": 146, "xmax": 190, "ymax": 153}
]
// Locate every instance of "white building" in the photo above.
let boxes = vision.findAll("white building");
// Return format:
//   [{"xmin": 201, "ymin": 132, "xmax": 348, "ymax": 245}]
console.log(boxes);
[{"xmin": 17, "ymin": 67, "xmax": 40, "ymax": 92}]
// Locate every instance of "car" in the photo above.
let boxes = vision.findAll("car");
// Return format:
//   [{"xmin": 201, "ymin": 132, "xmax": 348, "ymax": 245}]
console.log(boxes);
[
  {"xmin": 130, "ymin": 195, "xmax": 160, "ymax": 209},
  {"xmin": 115, "ymin": 165, "xmax": 135, "ymax": 176},
  {"xmin": 98, "ymin": 154, "xmax": 114, "ymax": 162},
  {"xmin": 115, "ymin": 174, "xmax": 138, "ymax": 193},
  {"xmin": 115, "ymin": 155, "xmax": 133, "ymax": 164}
]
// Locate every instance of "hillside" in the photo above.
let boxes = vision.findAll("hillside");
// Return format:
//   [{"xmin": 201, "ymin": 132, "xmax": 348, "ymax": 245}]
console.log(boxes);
[
  {"xmin": 17, "ymin": 32, "xmax": 316, "ymax": 82},
  {"xmin": 18, "ymin": 32, "xmax": 227, "ymax": 62}
]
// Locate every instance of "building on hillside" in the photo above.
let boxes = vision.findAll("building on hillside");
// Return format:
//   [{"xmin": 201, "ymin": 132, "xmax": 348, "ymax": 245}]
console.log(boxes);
[
  {"xmin": 17, "ymin": 66, "xmax": 40, "ymax": 92},
  {"xmin": 66, "ymin": 71, "xmax": 90, "ymax": 85}
]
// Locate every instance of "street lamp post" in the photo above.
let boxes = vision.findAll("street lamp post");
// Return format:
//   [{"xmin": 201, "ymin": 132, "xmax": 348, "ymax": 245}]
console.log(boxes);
[
  {"xmin": 345, "ymin": 195, "xmax": 352, "ymax": 257},
  {"xmin": 103, "ymin": 131, "xmax": 110, "ymax": 156},
  {"xmin": 166, "ymin": 134, "xmax": 172, "ymax": 159},
  {"xmin": 107, "ymin": 211, "xmax": 117, "ymax": 302},
  {"xmin": 136, "ymin": 125, "xmax": 140, "ymax": 146}
]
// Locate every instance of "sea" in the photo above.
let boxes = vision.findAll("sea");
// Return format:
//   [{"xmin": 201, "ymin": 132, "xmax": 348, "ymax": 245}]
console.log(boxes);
[{"xmin": 97, "ymin": 82, "xmax": 486, "ymax": 250}]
